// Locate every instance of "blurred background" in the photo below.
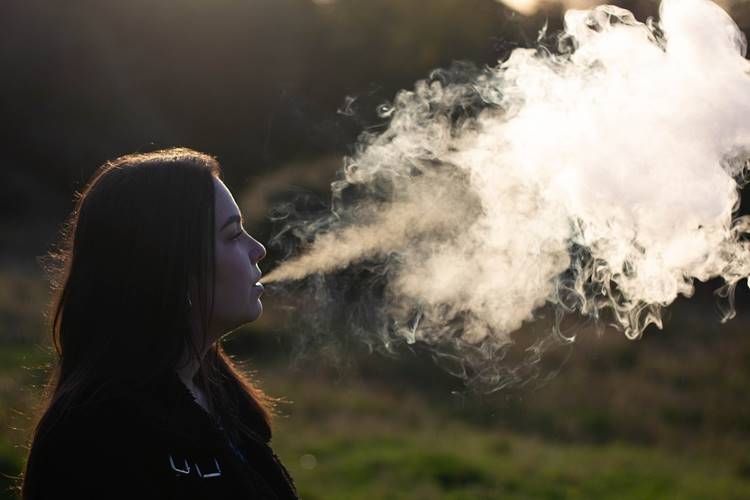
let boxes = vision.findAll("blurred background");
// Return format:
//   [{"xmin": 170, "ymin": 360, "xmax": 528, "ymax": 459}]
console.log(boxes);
[{"xmin": 2, "ymin": 0, "xmax": 750, "ymax": 498}]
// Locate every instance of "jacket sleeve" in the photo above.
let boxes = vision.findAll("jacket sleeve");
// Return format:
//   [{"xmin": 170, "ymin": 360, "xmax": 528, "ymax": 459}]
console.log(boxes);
[{"xmin": 28, "ymin": 405, "xmax": 162, "ymax": 500}]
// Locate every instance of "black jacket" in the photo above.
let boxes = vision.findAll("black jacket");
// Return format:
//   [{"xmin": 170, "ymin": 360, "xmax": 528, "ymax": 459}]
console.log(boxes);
[{"xmin": 25, "ymin": 372, "xmax": 298, "ymax": 499}]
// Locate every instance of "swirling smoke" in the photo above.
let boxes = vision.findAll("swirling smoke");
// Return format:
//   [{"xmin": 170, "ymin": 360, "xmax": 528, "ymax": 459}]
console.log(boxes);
[{"xmin": 264, "ymin": 0, "xmax": 750, "ymax": 390}]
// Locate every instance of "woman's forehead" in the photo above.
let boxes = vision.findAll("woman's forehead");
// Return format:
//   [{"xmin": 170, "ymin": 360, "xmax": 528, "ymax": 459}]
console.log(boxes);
[{"xmin": 213, "ymin": 177, "xmax": 240, "ymax": 220}]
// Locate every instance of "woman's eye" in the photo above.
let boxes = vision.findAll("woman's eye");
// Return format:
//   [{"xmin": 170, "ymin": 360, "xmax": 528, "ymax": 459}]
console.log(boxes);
[{"xmin": 231, "ymin": 231, "xmax": 243, "ymax": 240}]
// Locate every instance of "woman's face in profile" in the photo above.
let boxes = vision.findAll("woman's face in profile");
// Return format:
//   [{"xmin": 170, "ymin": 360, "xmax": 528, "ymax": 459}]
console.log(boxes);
[{"xmin": 210, "ymin": 177, "xmax": 266, "ymax": 336}]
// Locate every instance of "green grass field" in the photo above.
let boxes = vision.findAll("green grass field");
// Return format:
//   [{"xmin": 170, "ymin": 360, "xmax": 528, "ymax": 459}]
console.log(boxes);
[{"xmin": 268, "ymin": 376, "xmax": 750, "ymax": 500}]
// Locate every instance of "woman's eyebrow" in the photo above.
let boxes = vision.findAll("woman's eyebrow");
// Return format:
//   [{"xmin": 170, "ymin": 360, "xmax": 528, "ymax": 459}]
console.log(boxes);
[{"xmin": 220, "ymin": 214, "xmax": 242, "ymax": 231}]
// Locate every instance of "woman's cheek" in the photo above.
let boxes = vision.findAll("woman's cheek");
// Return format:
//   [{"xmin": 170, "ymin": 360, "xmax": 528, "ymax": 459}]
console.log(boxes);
[
  {"xmin": 216, "ymin": 246, "xmax": 234, "ymax": 299},
  {"xmin": 229, "ymin": 245, "xmax": 251, "ymax": 294}
]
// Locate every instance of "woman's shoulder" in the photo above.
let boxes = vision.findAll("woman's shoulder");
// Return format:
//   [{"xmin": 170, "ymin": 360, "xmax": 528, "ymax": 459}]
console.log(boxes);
[
  {"xmin": 29, "ymin": 379, "xmax": 213, "ymax": 493},
  {"xmin": 27, "ymin": 397, "xmax": 207, "ymax": 500}
]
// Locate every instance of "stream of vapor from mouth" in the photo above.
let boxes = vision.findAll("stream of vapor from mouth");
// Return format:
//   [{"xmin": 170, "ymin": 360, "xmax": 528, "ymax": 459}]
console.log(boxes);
[{"xmin": 265, "ymin": 0, "xmax": 750, "ymax": 389}]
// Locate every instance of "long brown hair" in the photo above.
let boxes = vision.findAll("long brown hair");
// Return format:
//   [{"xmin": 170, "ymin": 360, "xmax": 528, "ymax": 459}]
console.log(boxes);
[{"xmin": 21, "ymin": 147, "xmax": 274, "ymax": 497}]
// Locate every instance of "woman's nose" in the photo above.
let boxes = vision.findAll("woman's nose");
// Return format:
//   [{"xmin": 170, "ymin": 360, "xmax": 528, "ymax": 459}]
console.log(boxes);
[{"xmin": 250, "ymin": 238, "xmax": 266, "ymax": 263}]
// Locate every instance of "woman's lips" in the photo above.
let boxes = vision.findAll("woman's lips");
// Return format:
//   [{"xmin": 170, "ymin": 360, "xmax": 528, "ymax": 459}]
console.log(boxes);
[{"xmin": 252, "ymin": 282, "xmax": 264, "ymax": 295}]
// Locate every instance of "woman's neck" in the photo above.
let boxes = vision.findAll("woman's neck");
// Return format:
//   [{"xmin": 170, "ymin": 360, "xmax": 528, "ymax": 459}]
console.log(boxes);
[{"xmin": 175, "ymin": 352, "xmax": 215, "ymax": 417}]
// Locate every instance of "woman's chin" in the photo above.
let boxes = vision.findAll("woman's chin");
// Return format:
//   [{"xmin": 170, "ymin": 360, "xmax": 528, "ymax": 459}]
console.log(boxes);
[{"xmin": 247, "ymin": 300, "xmax": 263, "ymax": 323}]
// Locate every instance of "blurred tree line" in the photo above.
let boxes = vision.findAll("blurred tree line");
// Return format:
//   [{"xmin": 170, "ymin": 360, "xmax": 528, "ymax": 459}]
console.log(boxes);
[{"xmin": 0, "ymin": 0, "xmax": 507, "ymax": 254}]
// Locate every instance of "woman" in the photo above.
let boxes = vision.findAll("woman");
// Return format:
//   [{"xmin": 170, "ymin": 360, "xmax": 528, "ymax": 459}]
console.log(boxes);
[{"xmin": 21, "ymin": 148, "xmax": 297, "ymax": 499}]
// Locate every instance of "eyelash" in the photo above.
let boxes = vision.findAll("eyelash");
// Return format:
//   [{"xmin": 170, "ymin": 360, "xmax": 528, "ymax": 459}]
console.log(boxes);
[{"xmin": 231, "ymin": 231, "xmax": 243, "ymax": 240}]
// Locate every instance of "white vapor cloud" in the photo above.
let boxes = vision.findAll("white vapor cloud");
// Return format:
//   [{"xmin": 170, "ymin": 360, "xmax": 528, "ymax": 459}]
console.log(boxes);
[{"xmin": 269, "ymin": 0, "xmax": 750, "ymax": 389}]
